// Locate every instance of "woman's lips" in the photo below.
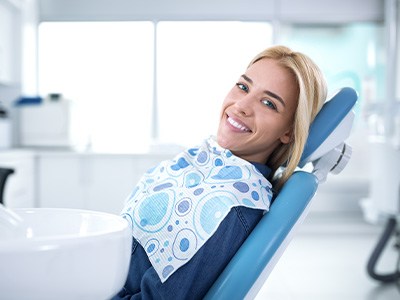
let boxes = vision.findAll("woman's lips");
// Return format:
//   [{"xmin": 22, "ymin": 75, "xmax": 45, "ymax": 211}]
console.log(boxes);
[{"xmin": 227, "ymin": 116, "xmax": 251, "ymax": 132}]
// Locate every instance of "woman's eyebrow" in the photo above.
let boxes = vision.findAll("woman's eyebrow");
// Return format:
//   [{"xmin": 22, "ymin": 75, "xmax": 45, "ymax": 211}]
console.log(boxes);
[
  {"xmin": 241, "ymin": 74, "xmax": 286, "ymax": 108},
  {"xmin": 241, "ymin": 74, "xmax": 253, "ymax": 84},
  {"xmin": 265, "ymin": 90, "xmax": 286, "ymax": 108}
]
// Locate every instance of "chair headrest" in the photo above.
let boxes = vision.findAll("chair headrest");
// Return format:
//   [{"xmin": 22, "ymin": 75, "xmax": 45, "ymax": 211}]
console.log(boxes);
[{"xmin": 299, "ymin": 87, "xmax": 358, "ymax": 167}]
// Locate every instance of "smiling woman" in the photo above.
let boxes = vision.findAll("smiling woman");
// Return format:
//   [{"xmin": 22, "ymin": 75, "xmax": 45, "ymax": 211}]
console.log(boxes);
[
  {"xmin": 217, "ymin": 58, "xmax": 299, "ymax": 165},
  {"xmin": 113, "ymin": 45, "xmax": 327, "ymax": 299}
]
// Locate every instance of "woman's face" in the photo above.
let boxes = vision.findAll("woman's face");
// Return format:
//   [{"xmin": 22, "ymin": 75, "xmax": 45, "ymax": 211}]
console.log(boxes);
[{"xmin": 217, "ymin": 58, "xmax": 298, "ymax": 164}]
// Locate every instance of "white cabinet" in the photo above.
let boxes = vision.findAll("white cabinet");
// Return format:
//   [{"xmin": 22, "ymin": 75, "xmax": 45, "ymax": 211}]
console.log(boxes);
[
  {"xmin": 38, "ymin": 155, "xmax": 85, "ymax": 209},
  {"xmin": 0, "ymin": 150, "xmax": 36, "ymax": 207},
  {"xmin": 37, "ymin": 152, "xmax": 169, "ymax": 214}
]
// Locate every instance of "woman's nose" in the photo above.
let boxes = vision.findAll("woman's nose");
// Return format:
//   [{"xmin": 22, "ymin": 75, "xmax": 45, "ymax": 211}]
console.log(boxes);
[{"xmin": 234, "ymin": 94, "xmax": 254, "ymax": 116}]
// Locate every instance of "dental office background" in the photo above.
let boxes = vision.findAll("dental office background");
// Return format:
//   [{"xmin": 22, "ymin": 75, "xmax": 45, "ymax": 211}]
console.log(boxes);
[{"xmin": 0, "ymin": 0, "xmax": 398, "ymax": 224}]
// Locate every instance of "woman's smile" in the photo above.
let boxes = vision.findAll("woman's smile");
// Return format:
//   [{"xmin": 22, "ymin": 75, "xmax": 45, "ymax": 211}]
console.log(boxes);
[{"xmin": 226, "ymin": 115, "xmax": 251, "ymax": 132}]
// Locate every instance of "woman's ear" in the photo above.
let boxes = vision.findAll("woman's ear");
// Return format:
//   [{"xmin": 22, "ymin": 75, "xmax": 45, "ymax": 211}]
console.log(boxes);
[{"xmin": 279, "ymin": 128, "xmax": 293, "ymax": 144}]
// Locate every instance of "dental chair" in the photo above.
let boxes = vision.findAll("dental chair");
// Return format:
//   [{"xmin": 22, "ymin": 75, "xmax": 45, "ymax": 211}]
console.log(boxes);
[{"xmin": 204, "ymin": 87, "xmax": 358, "ymax": 300}]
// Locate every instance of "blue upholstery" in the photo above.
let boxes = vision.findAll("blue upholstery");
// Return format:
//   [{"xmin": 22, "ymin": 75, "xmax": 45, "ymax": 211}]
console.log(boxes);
[
  {"xmin": 300, "ymin": 87, "xmax": 358, "ymax": 166},
  {"xmin": 204, "ymin": 87, "xmax": 358, "ymax": 299}
]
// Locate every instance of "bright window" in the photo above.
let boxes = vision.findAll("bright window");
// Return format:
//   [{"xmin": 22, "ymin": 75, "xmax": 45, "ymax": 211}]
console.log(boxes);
[
  {"xmin": 277, "ymin": 23, "xmax": 385, "ymax": 108},
  {"xmin": 38, "ymin": 22, "xmax": 154, "ymax": 153},
  {"xmin": 38, "ymin": 21, "xmax": 272, "ymax": 152}
]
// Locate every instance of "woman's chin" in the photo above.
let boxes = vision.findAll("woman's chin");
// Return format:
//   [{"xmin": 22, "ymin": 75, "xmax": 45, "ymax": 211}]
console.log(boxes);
[
  {"xmin": 217, "ymin": 136, "xmax": 237, "ymax": 152},
  {"xmin": 216, "ymin": 134, "xmax": 228, "ymax": 149}
]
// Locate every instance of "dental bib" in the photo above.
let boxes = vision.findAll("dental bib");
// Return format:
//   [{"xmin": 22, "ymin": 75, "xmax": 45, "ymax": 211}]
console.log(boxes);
[{"xmin": 121, "ymin": 136, "xmax": 272, "ymax": 282}]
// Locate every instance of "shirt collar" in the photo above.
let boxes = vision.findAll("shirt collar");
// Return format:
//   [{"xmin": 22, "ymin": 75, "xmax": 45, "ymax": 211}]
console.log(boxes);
[{"xmin": 250, "ymin": 162, "xmax": 272, "ymax": 178}]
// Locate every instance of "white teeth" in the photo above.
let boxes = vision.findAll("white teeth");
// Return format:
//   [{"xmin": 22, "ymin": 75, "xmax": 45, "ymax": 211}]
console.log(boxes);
[{"xmin": 228, "ymin": 117, "xmax": 250, "ymax": 132}]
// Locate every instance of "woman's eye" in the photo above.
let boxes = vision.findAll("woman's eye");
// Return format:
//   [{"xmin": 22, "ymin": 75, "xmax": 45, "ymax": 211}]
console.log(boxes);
[
  {"xmin": 262, "ymin": 99, "xmax": 277, "ymax": 111},
  {"xmin": 236, "ymin": 83, "xmax": 248, "ymax": 92}
]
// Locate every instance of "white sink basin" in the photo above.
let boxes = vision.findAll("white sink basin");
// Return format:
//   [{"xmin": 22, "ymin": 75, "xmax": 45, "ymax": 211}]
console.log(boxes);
[{"xmin": 0, "ymin": 208, "xmax": 132, "ymax": 300}]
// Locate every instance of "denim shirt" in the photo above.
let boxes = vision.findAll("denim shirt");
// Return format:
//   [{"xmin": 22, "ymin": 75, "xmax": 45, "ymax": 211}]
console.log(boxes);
[{"xmin": 112, "ymin": 162, "xmax": 271, "ymax": 300}]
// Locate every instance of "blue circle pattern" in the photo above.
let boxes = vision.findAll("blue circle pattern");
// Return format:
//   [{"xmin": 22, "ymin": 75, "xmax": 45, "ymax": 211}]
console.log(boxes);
[{"xmin": 122, "ymin": 137, "xmax": 272, "ymax": 282}]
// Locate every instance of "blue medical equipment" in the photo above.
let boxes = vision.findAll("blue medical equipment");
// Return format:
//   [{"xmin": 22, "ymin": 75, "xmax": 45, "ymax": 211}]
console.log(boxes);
[{"xmin": 204, "ymin": 87, "xmax": 358, "ymax": 299}]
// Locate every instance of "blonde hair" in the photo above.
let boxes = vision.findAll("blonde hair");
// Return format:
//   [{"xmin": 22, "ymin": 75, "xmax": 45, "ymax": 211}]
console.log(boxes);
[{"xmin": 249, "ymin": 45, "xmax": 327, "ymax": 190}]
